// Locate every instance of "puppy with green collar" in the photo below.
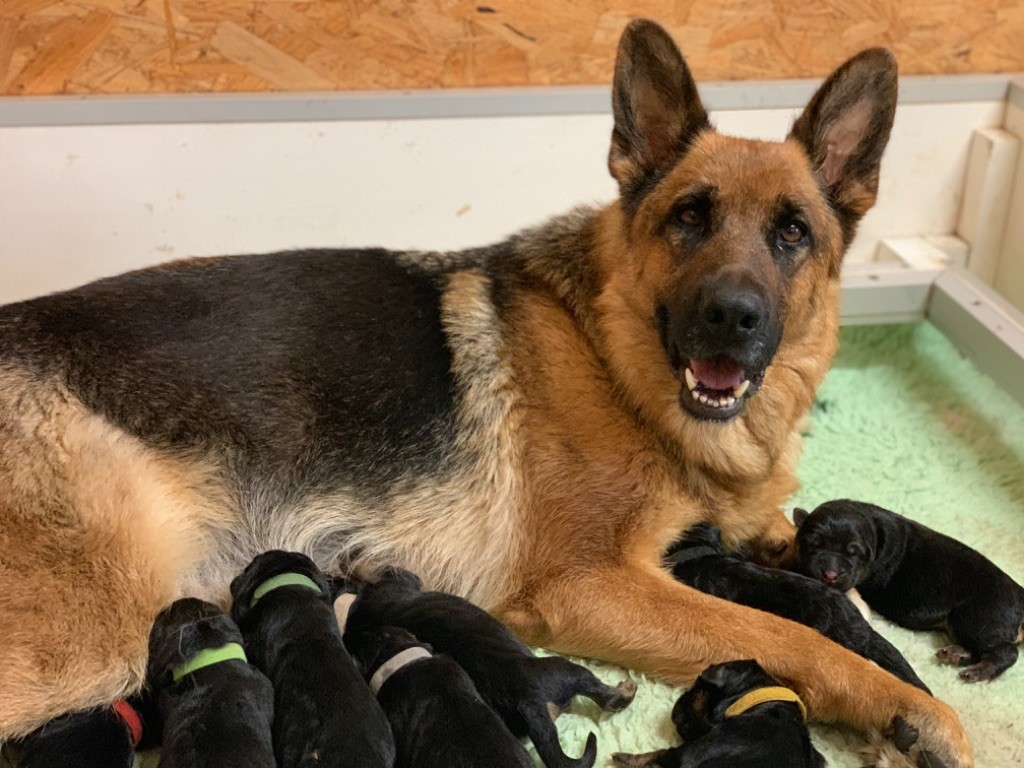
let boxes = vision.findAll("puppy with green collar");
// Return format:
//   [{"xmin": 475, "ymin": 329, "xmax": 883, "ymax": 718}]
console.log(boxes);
[
  {"xmin": 147, "ymin": 598, "xmax": 275, "ymax": 768},
  {"xmin": 230, "ymin": 551, "xmax": 394, "ymax": 768},
  {"xmin": 346, "ymin": 626, "xmax": 536, "ymax": 768}
]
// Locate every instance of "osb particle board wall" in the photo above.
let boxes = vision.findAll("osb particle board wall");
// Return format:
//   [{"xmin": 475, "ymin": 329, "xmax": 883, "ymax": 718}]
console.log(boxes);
[{"xmin": 2, "ymin": 1, "xmax": 1023, "ymax": 96}]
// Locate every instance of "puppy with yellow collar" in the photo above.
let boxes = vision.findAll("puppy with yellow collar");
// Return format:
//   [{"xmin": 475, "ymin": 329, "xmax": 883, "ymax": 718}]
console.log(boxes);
[{"xmin": 613, "ymin": 660, "xmax": 823, "ymax": 768}]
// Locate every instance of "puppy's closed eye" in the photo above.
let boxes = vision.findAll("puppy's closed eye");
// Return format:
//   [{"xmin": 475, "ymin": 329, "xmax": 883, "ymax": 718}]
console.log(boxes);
[{"xmin": 846, "ymin": 542, "xmax": 866, "ymax": 558}]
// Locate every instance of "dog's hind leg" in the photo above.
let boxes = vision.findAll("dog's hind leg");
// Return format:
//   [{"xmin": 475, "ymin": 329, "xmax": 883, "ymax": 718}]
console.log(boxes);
[
  {"xmin": 534, "ymin": 657, "xmax": 637, "ymax": 714},
  {"xmin": 0, "ymin": 377, "xmax": 225, "ymax": 738},
  {"xmin": 520, "ymin": 702, "xmax": 598, "ymax": 768},
  {"xmin": 505, "ymin": 565, "xmax": 973, "ymax": 768}
]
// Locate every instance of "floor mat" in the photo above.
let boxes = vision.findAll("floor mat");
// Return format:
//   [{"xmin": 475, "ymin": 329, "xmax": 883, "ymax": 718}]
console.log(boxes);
[{"xmin": 549, "ymin": 321, "xmax": 1024, "ymax": 767}]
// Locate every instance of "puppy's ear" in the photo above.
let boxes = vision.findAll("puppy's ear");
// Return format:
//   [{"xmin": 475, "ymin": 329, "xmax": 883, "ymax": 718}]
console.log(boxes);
[
  {"xmin": 609, "ymin": 19, "xmax": 710, "ymax": 211},
  {"xmin": 377, "ymin": 566, "xmax": 422, "ymax": 591},
  {"xmin": 789, "ymin": 48, "xmax": 898, "ymax": 248},
  {"xmin": 792, "ymin": 507, "xmax": 810, "ymax": 527}
]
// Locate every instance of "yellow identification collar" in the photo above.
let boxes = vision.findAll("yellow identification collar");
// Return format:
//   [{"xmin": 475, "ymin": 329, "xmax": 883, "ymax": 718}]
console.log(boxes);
[{"xmin": 724, "ymin": 686, "xmax": 808, "ymax": 721}]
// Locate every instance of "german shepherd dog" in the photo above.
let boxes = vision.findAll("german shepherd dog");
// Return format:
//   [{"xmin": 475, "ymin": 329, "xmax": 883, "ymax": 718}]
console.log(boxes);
[{"xmin": 0, "ymin": 18, "xmax": 971, "ymax": 767}]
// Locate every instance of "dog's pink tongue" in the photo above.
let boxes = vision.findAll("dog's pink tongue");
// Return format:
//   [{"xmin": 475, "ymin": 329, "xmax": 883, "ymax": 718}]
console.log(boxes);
[{"xmin": 690, "ymin": 357, "xmax": 744, "ymax": 390}]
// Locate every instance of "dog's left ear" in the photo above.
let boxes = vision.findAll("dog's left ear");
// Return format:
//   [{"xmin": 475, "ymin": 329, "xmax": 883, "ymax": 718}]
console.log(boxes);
[
  {"xmin": 609, "ymin": 19, "xmax": 710, "ymax": 209},
  {"xmin": 789, "ymin": 49, "xmax": 898, "ymax": 242}
]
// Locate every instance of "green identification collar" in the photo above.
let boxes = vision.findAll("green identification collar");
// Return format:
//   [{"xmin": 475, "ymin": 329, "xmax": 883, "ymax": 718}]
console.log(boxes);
[
  {"xmin": 250, "ymin": 572, "xmax": 323, "ymax": 607},
  {"xmin": 171, "ymin": 642, "xmax": 248, "ymax": 683}
]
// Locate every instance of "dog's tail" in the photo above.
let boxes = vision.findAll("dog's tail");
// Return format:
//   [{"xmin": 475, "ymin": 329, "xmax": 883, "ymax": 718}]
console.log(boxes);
[
  {"xmin": 865, "ymin": 630, "xmax": 932, "ymax": 695},
  {"xmin": 522, "ymin": 703, "xmax": 597, "ymax": 768}
]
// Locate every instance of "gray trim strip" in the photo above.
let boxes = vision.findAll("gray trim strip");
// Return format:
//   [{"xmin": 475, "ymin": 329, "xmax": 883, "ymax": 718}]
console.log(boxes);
[
  {"xmin": 0, "ymin": 73, "xmax": 1015, "ymax": 127},
  {"xmin": 927, "ymin": 267, "xmax": 1024, "ymax": 409},
  {"xmin": 1009, "ymin": 77, "xmax": 1024, "ymax": 111}
]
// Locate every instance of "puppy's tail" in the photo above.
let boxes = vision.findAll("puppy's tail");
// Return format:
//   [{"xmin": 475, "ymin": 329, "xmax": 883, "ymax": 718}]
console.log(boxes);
[
  {"xmin": 522, "ymin": 703, "xmax": 597, "ymax": 768},
  {"xmin": 866, "ymin": 631, "xmax": 932, "ymax": 695}
]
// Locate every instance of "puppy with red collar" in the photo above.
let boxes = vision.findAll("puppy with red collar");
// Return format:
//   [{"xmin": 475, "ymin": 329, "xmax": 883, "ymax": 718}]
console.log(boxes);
[{"xmin": 6, "ymin": 698, "xmax": 147, "ymax": 768}]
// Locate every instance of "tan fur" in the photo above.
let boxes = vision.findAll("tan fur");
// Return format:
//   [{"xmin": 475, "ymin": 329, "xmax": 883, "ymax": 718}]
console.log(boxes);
[{"xmin": 0, "ymin": 367, "xmax": 229, "ymax": 736}]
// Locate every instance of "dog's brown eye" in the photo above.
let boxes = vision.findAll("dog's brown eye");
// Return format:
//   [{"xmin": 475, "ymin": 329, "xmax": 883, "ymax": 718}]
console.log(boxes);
[
  {"xmin": 677, "ymin": 206, "xmax": 703, "ymax": 228},
  {"xmin": 779, "ymin": 221, "xmax": 807, "ymax": 244}
]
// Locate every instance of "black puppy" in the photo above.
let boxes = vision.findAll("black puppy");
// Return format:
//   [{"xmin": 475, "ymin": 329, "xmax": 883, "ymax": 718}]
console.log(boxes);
[
  {"xmin": 147, "ymin": 598, "xmax": 275, "ymax": 768},
  {"xmin": 667, "ymin": 525, "xmax": 929, "ymax": 692},
  {"xmin": 795, "ymin": 499, "xmax": 1024, "ymax": 682},
  {"xmin": 9, "ymin": 698, "xmax": 145, "ymax": 768},
  {"xmin": 344, "ymin": 567, "xmax": 636, "ymax": 768},
  {"xmin": 612, "ymin": 660, "xmax": 825, "ymax": 768},
  {"xmin": 346, "ymin": 626, "xmax": 537, "ymax": 768},
  {"xmin": 230, "ymin": 551, "xmax": 395, "ymax": 768}
]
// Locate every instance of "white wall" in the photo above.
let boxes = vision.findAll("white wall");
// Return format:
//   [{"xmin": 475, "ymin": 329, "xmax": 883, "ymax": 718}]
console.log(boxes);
[{"xmin": 0, "ymin": 99, "xmax": 1005, "ymax": 305}]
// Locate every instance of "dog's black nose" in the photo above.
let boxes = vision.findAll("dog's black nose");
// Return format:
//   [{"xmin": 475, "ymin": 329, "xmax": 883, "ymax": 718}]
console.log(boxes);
[{"xmin": 699, "ymin": 285, "xmax": 766, "ymax": 341}]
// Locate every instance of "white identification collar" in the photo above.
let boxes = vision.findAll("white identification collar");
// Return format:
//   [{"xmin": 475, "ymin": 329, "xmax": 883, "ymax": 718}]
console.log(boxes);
[
  {"xmin": 333, "ymin": 593, "xmax": 357, "ymax": 633},
  {"xmin": 369, "ymin": 647, "xmax": 432, "ymax": 695}
]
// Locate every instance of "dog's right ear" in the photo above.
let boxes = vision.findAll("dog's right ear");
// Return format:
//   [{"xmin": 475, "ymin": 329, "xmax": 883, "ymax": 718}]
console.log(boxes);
[
  {"xmin": 792, "ymin": 507, "xmax": 810, "ymax": 527},
  {"xmin": 609, "ymin": 19, "xmax": 710, "ymax": 211}
]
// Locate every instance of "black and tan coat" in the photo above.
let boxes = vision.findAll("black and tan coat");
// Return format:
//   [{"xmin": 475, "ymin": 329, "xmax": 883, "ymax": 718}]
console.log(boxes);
[{"xmin": 0, "ymin": 19, "xmax": 971, "ymax": 768}]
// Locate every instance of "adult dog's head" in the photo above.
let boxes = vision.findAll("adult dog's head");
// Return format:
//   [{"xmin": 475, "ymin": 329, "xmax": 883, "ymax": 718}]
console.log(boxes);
[{"xmin": 598, "ymin": 20, "xmax": 896, "ymax": 433}]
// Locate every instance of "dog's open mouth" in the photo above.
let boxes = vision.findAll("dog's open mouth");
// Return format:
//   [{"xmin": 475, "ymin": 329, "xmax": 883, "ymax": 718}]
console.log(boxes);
[{"xmin": 676, "ymin": 356, "xmax": 762, "ymax": 421}]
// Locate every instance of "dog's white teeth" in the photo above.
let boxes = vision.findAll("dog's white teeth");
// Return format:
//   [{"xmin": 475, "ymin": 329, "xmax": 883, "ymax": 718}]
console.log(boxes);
[
  {"xmin": 684, "ymin": 367, "xmax": 698, "ymax": 391},
  {"xmin": 699, "ymin": 394, "xmax": 709, "ymax": 405},
  {"xmin": 725, "ymin": 396, "xmax": 735, "ymax": 407},
  {"xmin": 734, "ymin": 379, "xmax": 751, "ymax": 398},
  {"xmin": 692, "ymin": 390, "xmax": 700, "ymax": 400}
]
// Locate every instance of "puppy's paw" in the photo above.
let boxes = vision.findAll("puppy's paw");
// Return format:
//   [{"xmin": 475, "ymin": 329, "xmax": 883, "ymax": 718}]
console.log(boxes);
[
  {"xmin": 611, "ymin": 750, "xmax": 665, "ymax": 768},
  {"xmin": 958, "ymin": 661, "xmax": 1000, "ymax": 683},
  {"xmin": 935, "ymin": 646, "xmax": 972, "ymax": 667},
  {"xmin": 604, "ymin": 679, "xmax": 638, "ymax": 711}
]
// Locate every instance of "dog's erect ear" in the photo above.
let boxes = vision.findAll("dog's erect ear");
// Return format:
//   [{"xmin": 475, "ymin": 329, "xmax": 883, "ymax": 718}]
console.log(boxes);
[
  {"xmin": 609, "ymin": 19, "xmax": 710, "ymax": 209},
  {"xmin": 792, "ymin": 507, "xmax": 810, "ymax": 527},
  {"xmin": 789, "ymin": 48, "xmax": 898, "ymax": 241}
]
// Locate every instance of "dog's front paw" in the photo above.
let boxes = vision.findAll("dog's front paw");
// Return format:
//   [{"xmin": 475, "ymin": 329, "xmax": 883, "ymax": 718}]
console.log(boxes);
[
  {"xmin": 875, "ymin": 707, "xmax": 969, "ymax": 768},
  {"xmin": 863, "ymin": 716, "xmax": 951, "ymax": 768},
  {"xmin": 958, "ymin": 661, "xmax": 1001, "ymax": 683}
]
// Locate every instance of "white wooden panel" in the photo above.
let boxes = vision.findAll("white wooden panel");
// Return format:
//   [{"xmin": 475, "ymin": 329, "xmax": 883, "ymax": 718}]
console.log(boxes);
[
  {"xmin": 0, "ymin": 100, "xmax": 1005, "ymax": 305},
  {"xmin": 994, "ymin": 97, "xmax": 1024, "ymax": 312},
  {"xmin": 956, "ymin": 127, "xmax": 1020, "ymax": 283}
]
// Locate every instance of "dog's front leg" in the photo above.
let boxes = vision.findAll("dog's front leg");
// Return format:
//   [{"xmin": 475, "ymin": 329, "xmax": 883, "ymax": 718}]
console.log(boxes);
[{"xmin": 503, "ymin": 564, "xmax": 971, "ymax": 768}]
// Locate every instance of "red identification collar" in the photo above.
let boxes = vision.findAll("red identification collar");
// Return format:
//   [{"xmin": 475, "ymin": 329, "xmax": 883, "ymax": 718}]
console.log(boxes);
[{"xmin": 112, "ymin": 699, "xmax": 143, "ymax": 747}]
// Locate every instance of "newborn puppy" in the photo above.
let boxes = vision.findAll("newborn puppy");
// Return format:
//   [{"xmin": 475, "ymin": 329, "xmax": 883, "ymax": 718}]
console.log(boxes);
[
  {"xmin": 344, "ymin": 568, "xmax": 636, "ymax": 768},
  {"xmin": 147, "ymin": 598, "xmax": 276, "ymax": 768},
  {"xmin": 612, "ymin": 660, "xmax": 824, "ymax": 768},
  {"xmin": 10, "ymin": 699, "xmax": 144, "ymax": 768},
  {"xmin": 346, "ymin": 626, "xmax": 536, "ymax": 768},
  {"xmin": 230, "ymin": 551, "xmax": 395, "ymax": 768},
  {"xmin": 795, "ymin": 499, "xmax": 1024, "ymax": 682},
  {"xmin": 667, "ymin": 525, "xmax": 929, "ymax": 692}
]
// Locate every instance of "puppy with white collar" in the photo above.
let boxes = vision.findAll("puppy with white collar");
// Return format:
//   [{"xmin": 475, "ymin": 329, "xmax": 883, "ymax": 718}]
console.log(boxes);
[{"xmin": 346, "ymin": 626, "xmax": 536, "ymax": 768}]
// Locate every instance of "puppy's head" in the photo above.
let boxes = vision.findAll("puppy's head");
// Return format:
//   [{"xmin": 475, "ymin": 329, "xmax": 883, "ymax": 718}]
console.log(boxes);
[
  {"xmin": 793, "ymin": 500, "xmax": 877, "ymax": 591},
  {"xmin": 345, "ymin": 626, "xmax": 431, "ymax": 681},
  {"xmin": 671, "ymin": 660, "xmax": 786, "ymax": 740},
  {"xmin": 665, "ymin": 524, "xmax": 725, "ymax": 566},
  {"xmin": 147, "ymin": 598, "xmax": 243, "ymax": 686},
  {"xmin": 229, "ymin": 550, "xmax": 330, "ymax": 625}
]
